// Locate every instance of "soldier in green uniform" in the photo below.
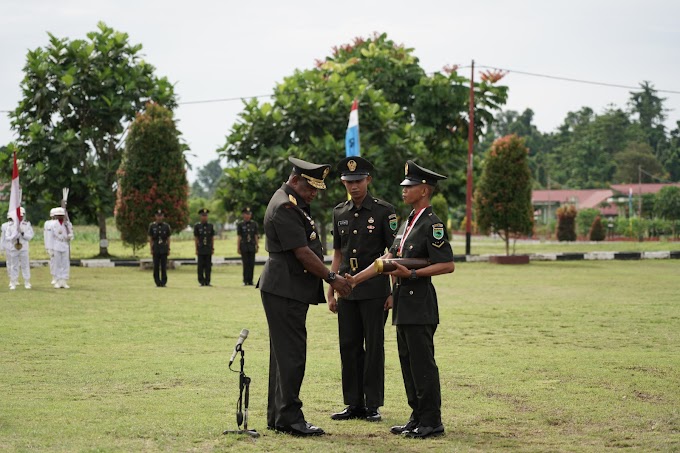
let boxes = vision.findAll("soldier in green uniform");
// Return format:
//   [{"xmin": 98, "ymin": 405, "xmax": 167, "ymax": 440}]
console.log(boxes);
[
  {"xmin": 347, "ymin": 160, "xmax": 455, "ymax": 439},
  {"xmin": 194, "ymin": 208, "xmax": 215, "ymax": 286},
  {"xmin": 237, "ymin": 207, "xmax": 259, "ymax": 286},
  {"xmin": 148, "ymin": 209, "xmax": 172, "ymax": 287},
  {"xmin": 327, "ymin": 156, "xmax": 397, "ymax": 423},
  {"xmin": 258, "ymin": 157, "xmax": 352, "ymax": 436}
]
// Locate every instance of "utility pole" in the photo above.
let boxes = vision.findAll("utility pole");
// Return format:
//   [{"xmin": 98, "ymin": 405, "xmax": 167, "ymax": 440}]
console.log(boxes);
[
  {"xmin": 465, "ymin": 60, "xmax": 475, "ymax": 256},
  {"xmin": 638, "ymin": 165, "xmax": 642, "ymax": 218}
]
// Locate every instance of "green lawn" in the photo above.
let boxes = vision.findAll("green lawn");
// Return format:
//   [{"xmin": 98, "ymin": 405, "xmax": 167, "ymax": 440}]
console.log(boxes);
[{"xmin": 1, "ymin": 261, "xmax": 678, "ymax": 452}]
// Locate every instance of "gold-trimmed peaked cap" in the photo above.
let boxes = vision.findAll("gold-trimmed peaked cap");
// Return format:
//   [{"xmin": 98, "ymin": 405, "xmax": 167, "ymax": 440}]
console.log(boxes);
[
  {"xmin": 400, "ymin": 160, "xmax": 447, "ymax": 186},
  {"xmin": 289, "ymin": 157, "xmax": 331, "ymax": 190},
  {"xmin": 336, "ymin": 156, "xmax": 374, "ymax": 181}
]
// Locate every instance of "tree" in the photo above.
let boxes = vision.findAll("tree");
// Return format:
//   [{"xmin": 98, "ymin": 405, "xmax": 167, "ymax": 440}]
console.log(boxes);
[
  {"xmin": 191, "ymin": 159, "xmax": 223, "ymax": 199},
  {"xmin": 115, "ymin": 103, "xmax": 189, "ymax": 252},
  {"xmin": 9, "ymin": 22, "xmax": 176, "ymax": 256},
  {"xmin": 589, "ymin": 216, "xmax": 606, "ymax": 241},
  {"xmin": 575, "ymin": 208, "xmax": 600, "ymax": 238},
  {"xmin": 556, "ymin": 205, "xmax": 577, "ymax": 241},
  {"xmin": 655, "ymin": 186, "xmax": 680, "ymax": 237},
  {"xmin": 613, "ymin": 142, "xmax": 665, "ymax": 183},
  {"xmin": 475, "ymin": 135, "xmax": 534, "ymax": 255},
  {"xmin": 628, "ymin": 81, "xmax": 667, "ymax": 155},
  {"xmin": 219, "ymin": 33, "xmax": 507, "ymax": 247}
]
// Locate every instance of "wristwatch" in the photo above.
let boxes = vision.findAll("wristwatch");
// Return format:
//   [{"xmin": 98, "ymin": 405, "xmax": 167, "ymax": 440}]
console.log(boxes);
[
  {"xmin": 325, "ymin": 271, "xmax": 337, "ymax": 284},
  {"xmin": 409, "ymin": 269, "xmax": 418, "ymax": 280}
]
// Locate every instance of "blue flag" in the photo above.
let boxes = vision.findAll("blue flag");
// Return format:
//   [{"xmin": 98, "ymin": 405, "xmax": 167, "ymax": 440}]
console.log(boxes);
[{"xmin": 345, "ymin": 99, "xmax": 360, "ymax": 157}]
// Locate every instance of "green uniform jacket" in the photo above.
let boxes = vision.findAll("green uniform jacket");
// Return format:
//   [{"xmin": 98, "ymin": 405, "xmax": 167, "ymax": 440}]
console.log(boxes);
[
  {"xmin": 388, "ymin": 206, "xmax": 453, "ymax": 325},
  {"xmin": 193, "ymin": 222, "xmax": 215, "ymax": 255},
  {"xmin": 258, "ymin": 183, "xmax": 325, "ymax": 305},
  {"xmin": 236, "ymin": 220, "xmax": 259, "ymax": 253},
  {"xmin": 148, "ymin": 222, "xmax": 171, "ymax": 255},
  {"xmin": 332, "ymin": 194, "xmax": 397, "ymax": 300}
]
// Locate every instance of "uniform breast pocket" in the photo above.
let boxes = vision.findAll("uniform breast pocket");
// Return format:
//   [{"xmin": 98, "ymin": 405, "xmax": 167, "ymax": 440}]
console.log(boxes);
[{"xmin": 399, "ymin": 281, "xmax": 429, "ymax": 304}]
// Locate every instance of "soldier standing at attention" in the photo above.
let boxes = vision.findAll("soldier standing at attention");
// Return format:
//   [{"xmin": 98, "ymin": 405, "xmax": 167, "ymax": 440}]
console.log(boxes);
[
  {"xmin": 148, "ymin": 209, "xmax": 171, "ymax": 287},
  {"xmin": 44, "ymin": 208, "xmax": 58, "ymax": 285},
  {"xmin": 49, "ymin": 207, "xmax": 74, "ymax": 289},
  {"xmin": 346, "ymin": 160, "xmax": 455, "ymax": 439},
  {"xmin": 194, "ymin": 208, "xmax": 215, "ymax": 286},
  {"xmin": 327, "ymin": 156, "xmax": 397, "ymax": 423},
  {"xmin": 258, "ymin": 157, "xmax": 352, "ymax": 436},
  {"xmin": 237, "ymin": 207, "xmax": 259, "ymax": 286}
]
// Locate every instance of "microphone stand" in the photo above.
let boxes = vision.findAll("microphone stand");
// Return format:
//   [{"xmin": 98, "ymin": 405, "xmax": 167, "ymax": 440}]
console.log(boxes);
[{"xmin": 223, "ymin": 344, "xmax": 259, "ymax": 438}]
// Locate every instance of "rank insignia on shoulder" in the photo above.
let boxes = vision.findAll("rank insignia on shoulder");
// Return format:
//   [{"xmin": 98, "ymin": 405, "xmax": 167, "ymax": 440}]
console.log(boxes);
[
  {"xmin": 432, "ymin": 240, "xmax": 446, "ymax": 248},
  {"xmin": 288, "ymin": 194, "xmax": 298, "ymax": 206},
  {"xmin": 432, "ymin": 225, "xmax": 444, "ymax": 240}
]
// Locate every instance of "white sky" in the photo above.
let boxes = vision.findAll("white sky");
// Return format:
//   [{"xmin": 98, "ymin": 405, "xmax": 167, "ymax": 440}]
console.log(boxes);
[{"xmin": 2, "ymin": 0, "xmax": 679, "ymax": 182}]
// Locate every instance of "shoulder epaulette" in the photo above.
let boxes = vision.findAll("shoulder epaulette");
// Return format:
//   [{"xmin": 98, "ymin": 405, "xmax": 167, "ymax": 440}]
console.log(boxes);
[{"xmin": 374, "ymin": 198, "xmax": 396, "ymax": 210}]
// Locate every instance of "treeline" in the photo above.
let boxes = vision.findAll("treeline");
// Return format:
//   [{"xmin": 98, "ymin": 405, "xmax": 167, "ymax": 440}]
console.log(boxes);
[{"xmin": 481, "ymin": 82, "xmax": 680, "ymax": 189}]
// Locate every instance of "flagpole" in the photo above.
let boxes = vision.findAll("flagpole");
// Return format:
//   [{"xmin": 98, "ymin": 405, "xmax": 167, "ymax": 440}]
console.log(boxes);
[{"xmin": 465, "ymin": 60, "xmax": 475, "ymax": 256}]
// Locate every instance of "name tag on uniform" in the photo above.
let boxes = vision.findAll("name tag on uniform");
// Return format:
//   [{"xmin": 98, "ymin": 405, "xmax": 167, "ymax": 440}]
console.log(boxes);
[{"xmin": 338, "ymin": 220, "xmax": 349, "ymax": 226}]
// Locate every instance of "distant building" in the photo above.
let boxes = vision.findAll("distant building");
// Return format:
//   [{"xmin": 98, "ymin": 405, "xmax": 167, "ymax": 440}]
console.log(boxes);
[{"xmin": 532, "ymin": 183, "xmax": 680, "ymax": 223}]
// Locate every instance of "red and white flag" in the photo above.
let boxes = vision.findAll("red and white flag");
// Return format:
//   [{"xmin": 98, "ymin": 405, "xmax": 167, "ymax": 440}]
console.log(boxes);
[{"xmin": 8, "ymin": 151, "xmax": 22, "ymax": 224}]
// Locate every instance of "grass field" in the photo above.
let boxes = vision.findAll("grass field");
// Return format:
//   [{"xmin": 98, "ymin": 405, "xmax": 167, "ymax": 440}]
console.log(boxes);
[{"xmin": 1, "ymin": 260, "xmax": 678, "ymax": 452}]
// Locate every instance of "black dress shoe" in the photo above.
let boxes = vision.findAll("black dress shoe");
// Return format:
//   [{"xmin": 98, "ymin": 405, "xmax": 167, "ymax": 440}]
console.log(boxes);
[
  {"xmin": 331, "ymin": 405, "xmax": 366, "ymax": 420},
  {"xmin": 284, "ymin": 421, "xmax": 325, "ymax": 436},
  {"xmin": 365, "ymin": 407, "xmax": 381, "ymax": 422},
  {"xmin": 403, "ymin": 424, "xmax": 445, "ymax": 438},
  {"xmin": 390, "ymin": 419, "xmax": 418, "ymax": 434}
]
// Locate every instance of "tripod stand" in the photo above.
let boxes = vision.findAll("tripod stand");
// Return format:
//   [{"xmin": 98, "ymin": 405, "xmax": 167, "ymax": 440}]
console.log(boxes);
[{"xmin": 223, "ymin": 345, "xmax": 259, "ymax": 438}]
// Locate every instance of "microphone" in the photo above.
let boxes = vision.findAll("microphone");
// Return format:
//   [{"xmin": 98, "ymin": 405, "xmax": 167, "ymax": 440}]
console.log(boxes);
[{"xmin": 229, "ymin": 329, "xmax": 249, "ymax": 366}]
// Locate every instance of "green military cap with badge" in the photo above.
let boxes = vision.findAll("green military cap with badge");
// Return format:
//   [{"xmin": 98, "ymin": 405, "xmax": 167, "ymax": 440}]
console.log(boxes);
[
  {"xmin": 336, "ymin": 156, "xmax": 374, "ymax": 181},
  {"xmin": 241, "ymin": 207, "xmax": 252, "ymax": 214},
  {"xmin": 198, "ymin": 208, "xmax": 210, "ymax": 216},
  {"xmin": 400, "ymin": 160, "xmax": 447, "ymax": 186},
  {"xmin": 289, "ymin": 157, "xmax": 331, "ymax": 190}
]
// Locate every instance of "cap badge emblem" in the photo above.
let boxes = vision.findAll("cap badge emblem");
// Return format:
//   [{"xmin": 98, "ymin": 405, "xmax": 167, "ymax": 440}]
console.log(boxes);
[
  {"xmin": 404, "ymin": 163, "xmax": 409, "ymax": 175},
  {"xmin": 347, "ymin": 160, "xmax": 357, "ymax": 172}
]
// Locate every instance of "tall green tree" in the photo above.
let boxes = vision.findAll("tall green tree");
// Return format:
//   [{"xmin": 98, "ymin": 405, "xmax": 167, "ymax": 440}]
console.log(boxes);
[
  {"xmin": 475, "ymin": 135, "xmax": 534, "ymax": 255},
  {"xmin": 191, "ymin": 159, "xmax": 223, "ymax": 199},
  {"xmin": 655, "ymin": 186, "xmax": 680, "ymax": 237},
  {"xmin": 115, "ymin": 103, "xmax": 189, "ymax": 252},
  {"xmin": 628, "ymin": 81, "xmax": 667, "ymax": 155},
  {"xmin": 9, "ymin": 22, "xmax": 176, "ymax": 256},
  {"xmin": 219, "ymin": 33, "xmax": 507, "ymax": 246},
  {"xmin": 613, "ymin": 142, "xmax": 665, "ymax": 183}
]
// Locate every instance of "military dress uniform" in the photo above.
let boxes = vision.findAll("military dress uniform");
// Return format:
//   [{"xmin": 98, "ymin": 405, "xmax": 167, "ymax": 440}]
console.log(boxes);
[
  {"xmin": 388, "ymin": 161, "xmax": 453, "ymax": 437},
  {"xmin": 258, "ymin": 157, "xmax": 330, "ymax": 433},
  {"xmin": 47, "ymin": 207, "xmax": 74, "ymax": 289},
  {"xmin": 237, "ymin": 208, "xmax": 259, "ymax": 286},
  {"xmin": 331, "ymin": 156, "xmax": 397, "ymax": 419},
  {"xmin": 194, "ymin": 209, "xmax": 215, "ymax": 286},
  {"xmin": 1, "ymin": 210, "xmax": 35, "ymax": 290},
  {"xmin": 148, "ymin": 211, "xmax": 172, "ymax": 287}
]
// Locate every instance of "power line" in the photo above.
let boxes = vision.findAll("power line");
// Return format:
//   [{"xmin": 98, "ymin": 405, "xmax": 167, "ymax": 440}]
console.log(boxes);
[
  {"xmin": 476, "ymin": 64, "xmax": 680, "ymax": 95},
  {"xmin": 2, "ymin": 64, "xmax": 680, "ymax": 111}
]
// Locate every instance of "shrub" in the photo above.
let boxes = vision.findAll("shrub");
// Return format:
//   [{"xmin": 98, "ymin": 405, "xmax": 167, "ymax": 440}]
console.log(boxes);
[
  {"xmin": 556, "ymin": 205, "xmax": 577, "ymax": 241},
  {"xmin": 589, "ymin": 216, "xmax": 606, "ymax": 241}
]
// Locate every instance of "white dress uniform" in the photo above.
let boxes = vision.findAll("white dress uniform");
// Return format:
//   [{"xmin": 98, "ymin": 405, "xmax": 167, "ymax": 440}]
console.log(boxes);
[
  {"xmin": 1, "ymin": 218, "xmax": 18, "ymax": 289},
  {"xmin": 49, "ymin": 209, "xmax": 74, "ymax": 289},
  {"xmin": 44, "ymin": 211, "xmax": 57, "ymax": 284}
]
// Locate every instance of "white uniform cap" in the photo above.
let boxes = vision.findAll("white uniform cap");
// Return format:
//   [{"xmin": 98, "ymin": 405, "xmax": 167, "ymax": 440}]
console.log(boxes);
[
  {"xmin": 52, "ymin": 207, "xmax": 66, "ymax": 216},
  {"xmin": 49, "ymin": 208, "xmax": 57, "ymax": 217}
]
